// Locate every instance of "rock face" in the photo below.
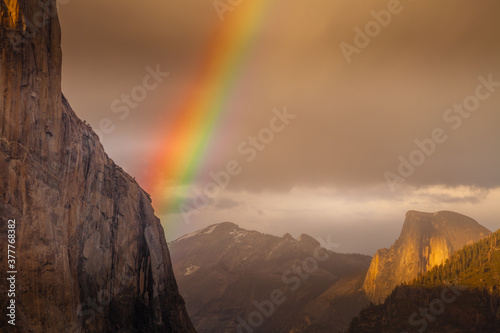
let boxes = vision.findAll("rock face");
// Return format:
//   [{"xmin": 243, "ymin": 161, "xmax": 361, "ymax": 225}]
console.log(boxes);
[
  {"xmin": 0, "ymin": 1, "xmax": 195, "ymax": 332},
  {"xmin": 170, "ymin": 222, "xmax": 372, "ymax": 333},
  {"xmin": 350, "ymin": 229, "xmax": 500, "ymax": 332},
  {"xmin": 362, "ymin": 210, "xmax": 490, "ymax": 303}
]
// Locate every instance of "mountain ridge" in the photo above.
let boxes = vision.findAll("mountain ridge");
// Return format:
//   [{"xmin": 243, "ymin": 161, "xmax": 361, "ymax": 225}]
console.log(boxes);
[{"xmin": 170, "ymin": 222, "xmax": 371, "ymax": 333}]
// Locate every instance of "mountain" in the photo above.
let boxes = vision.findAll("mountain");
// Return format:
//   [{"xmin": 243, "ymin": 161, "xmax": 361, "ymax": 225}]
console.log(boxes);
[
  {"xmin": 363, "ymin": 211, "xmax": 490, "ymax": 303},
  {"xmin": 286, "ymin": 273, "xmax": 369, "ymax": 333},
  {"xmin": 349, "ymin": 229, "xmax": 500, "ymax": 332},
  {"xmin": 169, "ymin": 222, "xmax": 372, "ymax": 333},
  {"xmin": 0, "ymin": 1, "xmax": 195, "ymax": 332}
]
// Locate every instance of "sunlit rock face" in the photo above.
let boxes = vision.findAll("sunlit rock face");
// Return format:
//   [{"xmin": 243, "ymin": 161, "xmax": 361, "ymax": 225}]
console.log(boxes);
[
  {"xmin": 0, "ymin": 1, "xmax": 195, "ymax": 332},
  {"xmin": 362, "ymin": 211, "xmax": 491, "ymax": 303},
  {"xmin": 1, "ymin": 0, "xmax": 19, "ymax": 28}
]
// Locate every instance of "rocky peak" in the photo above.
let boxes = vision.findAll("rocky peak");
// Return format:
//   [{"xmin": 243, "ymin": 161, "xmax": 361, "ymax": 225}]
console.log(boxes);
[
  {"xmin": 362, "ymin": 210, "xmax": 490, "ymax": 303},
  {"xmin": 206, "ymin": 221, "xmax": 240, "ymax": 232},
  {"xmin": 297, "ymin": 233, "xmax": 321, "ymax": 247},
  {"xmin": 398, "ymin": 211, "xmax": 490, "ymax": 248}
]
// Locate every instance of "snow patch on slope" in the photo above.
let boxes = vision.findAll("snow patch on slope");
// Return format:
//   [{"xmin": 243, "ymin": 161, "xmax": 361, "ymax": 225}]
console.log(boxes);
[
  {"xmin": 230, "ymin": 229, "xmax": 248, "ymax": 243},
  {"xmin": 203, "ymin": 224, "xmax": 219, "ymax": 235}
]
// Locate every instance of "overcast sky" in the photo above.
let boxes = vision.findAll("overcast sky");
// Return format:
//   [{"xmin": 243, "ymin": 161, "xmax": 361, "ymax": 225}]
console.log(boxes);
[{"xmin": 59, "ymin": 0, "xmax": 500, "ymax": 255}]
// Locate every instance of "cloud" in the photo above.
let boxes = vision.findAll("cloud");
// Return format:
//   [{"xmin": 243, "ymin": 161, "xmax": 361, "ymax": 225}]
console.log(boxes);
[
  {"xmin": 214, "ymin": 197, "xmax": 242, "ymax": 210},
  {"xmin": 411, "ymin": 186, "xmax": 490, "ymax": 204},
  {"xmin": 164, "ymin": 186, "xmax": 500, "ymax": 254},
  {"xmin": 61, "ymin": 0, "xmax": 500, "ymax": 193},
  {"xmin": 59, "ymin": 1, "xmax": 500, "ymax": 254}
]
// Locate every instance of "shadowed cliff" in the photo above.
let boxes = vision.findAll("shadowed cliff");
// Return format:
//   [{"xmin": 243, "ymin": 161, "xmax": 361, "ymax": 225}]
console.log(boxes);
[{"xmin": 0, "ymin": 1, "xmax": 196, "ymax": 332}]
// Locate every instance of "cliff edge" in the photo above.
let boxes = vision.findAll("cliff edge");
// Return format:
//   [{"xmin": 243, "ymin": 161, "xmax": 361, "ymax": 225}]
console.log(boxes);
[{"xmin": 0, "ymin": 1, "xmax": 196, "ymax": 332}]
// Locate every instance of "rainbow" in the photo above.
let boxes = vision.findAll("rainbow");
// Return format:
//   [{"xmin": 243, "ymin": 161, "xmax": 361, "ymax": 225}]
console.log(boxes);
[{"xmin": 142, "ymin": 1, "xmax": 272, "ymax": 233}]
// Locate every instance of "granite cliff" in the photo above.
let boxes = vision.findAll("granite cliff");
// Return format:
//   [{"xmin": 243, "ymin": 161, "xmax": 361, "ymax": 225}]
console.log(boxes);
[
  {"xmin": 0, "ymin": 1, "xmax": 195, "ymax": 332},
  {"xmin": 350, "ymin": 229, "xmax": 500, "ymax": 332},
  {"xmin": 362, "ymin": 210, "xmax": 490, "ymax": 303}
]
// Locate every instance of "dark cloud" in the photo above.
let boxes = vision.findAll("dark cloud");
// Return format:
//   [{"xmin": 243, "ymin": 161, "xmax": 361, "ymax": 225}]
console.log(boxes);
[
  {"xmin": 60, "ymin": 0, "xmax": 500, "ymax": 193},
  {"xmin": 59, "ymin": 1, "xmax": 500, "ymax": 252},
  {"xmin": 214, "ymin": 198, "xmax": 242, "ymax": 210}
]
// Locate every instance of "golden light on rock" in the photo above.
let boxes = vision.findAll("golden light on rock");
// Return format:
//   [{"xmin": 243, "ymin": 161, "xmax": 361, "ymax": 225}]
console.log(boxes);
[{"xmin": 2, "ymin": 0, "xmax": 19, "ymax": 29}]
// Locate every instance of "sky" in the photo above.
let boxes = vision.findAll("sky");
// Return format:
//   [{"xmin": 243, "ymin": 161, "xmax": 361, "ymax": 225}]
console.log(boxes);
[{"xmin": 59, "ymin": 0, "xmax": 500, "ymax": 255}]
